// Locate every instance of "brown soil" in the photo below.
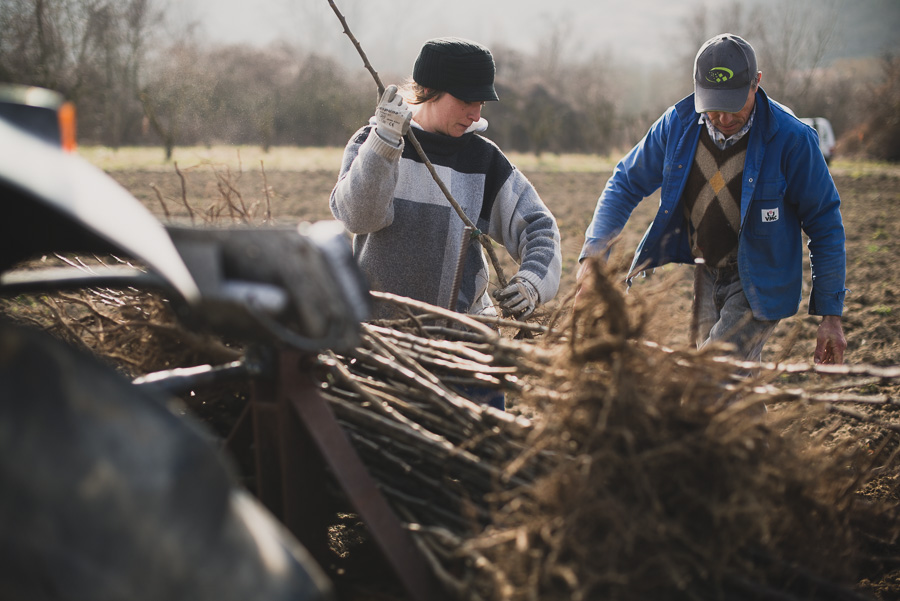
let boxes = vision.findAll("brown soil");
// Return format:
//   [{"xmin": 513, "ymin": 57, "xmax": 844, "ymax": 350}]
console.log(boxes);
[
  {"xmin": 112, "ymin": 161, "xmax": 900, "ymax": 368},
  {"xmin": 107, "ymin": 159, "xmax": 900, "ymax": 599},
  {"xmin": 110, "ymin": 159, "xmax": 900, "ymax": 458}
]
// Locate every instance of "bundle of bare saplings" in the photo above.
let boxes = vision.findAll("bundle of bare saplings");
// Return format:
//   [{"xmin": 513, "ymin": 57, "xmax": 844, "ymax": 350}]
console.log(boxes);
[{"xmin": 4, "ymin": 247, "xmax": 900, "ymax": 601}]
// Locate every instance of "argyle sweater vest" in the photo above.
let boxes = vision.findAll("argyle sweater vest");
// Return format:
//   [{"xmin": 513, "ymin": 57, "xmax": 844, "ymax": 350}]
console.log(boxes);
[{"xmin": 682, "ymin": 132, "xmax": 748, "ymax": 268}]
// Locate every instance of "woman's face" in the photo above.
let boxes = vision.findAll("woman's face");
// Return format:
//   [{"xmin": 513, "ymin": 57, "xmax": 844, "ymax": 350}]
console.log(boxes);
[{"xmin": 416, "ymin": 92, "xmax": 484, "ymax": 137}]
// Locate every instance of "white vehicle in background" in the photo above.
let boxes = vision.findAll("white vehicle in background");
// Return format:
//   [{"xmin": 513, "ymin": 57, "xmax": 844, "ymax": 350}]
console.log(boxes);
[{"xmin": 799, "ymin": 117, "xmax": 836, "ymax": 165}]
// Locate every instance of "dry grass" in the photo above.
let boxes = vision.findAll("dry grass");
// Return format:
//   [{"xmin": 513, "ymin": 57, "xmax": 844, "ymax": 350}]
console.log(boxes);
[
  {"xmin": 76, "ymin": 145, "xmax": 627, "ymax": 175},
  {"xmin": 77, "ymin": 145, "xmax": 348, "ymax": 172}
]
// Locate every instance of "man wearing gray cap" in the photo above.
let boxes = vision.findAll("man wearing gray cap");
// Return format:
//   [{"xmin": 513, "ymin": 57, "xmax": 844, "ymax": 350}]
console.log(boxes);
[
  {"xmin": 576, "ymin": 33, "xmax": 847, "ymax": 366},
  {"xmin": 331, "ymin": 38, "xmax": 561, "ymax": 330}
]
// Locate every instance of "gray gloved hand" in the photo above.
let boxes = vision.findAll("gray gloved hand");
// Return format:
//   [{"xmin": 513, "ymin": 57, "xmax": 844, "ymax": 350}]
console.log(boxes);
[
  {"xmin": 374, "ymin": 84, "xmax": 412, "ymax": 147},
  {"xmin": 494, "ymin": 277, "xmax": 539, "ymax": 319}
]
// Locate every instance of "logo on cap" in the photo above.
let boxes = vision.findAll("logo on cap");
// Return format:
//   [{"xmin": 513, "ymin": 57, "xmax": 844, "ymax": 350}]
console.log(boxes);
[{"xmin": 706, "ymin": 67, "xmax": 734, "ymax": 84}]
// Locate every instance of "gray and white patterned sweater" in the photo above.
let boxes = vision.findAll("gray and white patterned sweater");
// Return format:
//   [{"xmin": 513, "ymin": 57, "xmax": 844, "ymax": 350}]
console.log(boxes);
[{"xmin": 330, "ymin": 118, "xmax": 561, "ymax": 319}]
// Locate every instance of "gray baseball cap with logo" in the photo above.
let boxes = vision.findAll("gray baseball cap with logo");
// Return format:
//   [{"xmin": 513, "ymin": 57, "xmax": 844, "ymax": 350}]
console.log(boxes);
[{"xmin": 693, "ymin": 33, "xmax": 758, "ymax": 114}]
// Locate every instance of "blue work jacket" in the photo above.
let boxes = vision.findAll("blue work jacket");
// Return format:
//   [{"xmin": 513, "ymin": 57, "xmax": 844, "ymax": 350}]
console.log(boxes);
[{"xmin": 580, "ymin": 88, "xmax": 846, "ymax": 320}]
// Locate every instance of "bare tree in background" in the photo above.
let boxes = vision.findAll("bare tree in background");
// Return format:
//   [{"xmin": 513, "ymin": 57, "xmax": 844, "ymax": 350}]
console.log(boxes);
[
  {"xmin": 678, "ymin": 0, "xmax": 841, "ymax": 115},
  {"xmin": 202, "ymin": 44, "xmax": 301, "ymax": 151},
  {"xmin": 139, "ymin": 39, "xmax": 215, "ymax": 159},
  {"xmin": 0, "ymin": 0, "xmax": 165, "ymax": 146},
  {"xmin": 840, "ymin": 53, "xmax": 900, "ymax": 161},
  {"xmin": 0, "ymin": 0, "xmax": 886, "ymax": 161},
  {"xmin": 752, "ymin": 0, "xmax": 841, "ymax": 108},
  {"xmin": 486, "ymin": 19, "xmax": 621, "ymax": 156},
  {"xmin": 0, "ymin": 0, "xmax": 73, "ymax": 93},
  {"xmin": 103, "ymin": 0, "xmax": 163, "ymax": 148}
]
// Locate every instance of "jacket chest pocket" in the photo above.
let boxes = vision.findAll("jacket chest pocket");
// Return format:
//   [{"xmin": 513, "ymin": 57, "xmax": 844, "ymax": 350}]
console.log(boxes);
[{"xmin": 744, "ymin": 178, "xmax": 786, "ymax": 239}]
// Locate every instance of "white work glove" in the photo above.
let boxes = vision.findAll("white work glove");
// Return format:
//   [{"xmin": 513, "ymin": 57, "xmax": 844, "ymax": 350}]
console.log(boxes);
[
  {"xmin": 374, "ymin": 84, "xmax": 412, "ymax": 147},
  {"xmin": 494, "ymin": 277, "xmax": 540, "ymax": 319}
]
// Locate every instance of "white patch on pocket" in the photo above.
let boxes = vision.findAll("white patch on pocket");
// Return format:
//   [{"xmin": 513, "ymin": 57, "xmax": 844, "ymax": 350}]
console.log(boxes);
[{"xmin": 762, "ymin": 208, "xmax": 779, "ymax": 223}]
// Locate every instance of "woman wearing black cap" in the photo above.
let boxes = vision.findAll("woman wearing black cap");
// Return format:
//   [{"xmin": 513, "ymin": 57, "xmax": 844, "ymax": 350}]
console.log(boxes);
[{"xmin": 330, "ymin": 37, "xmax": 562, "ymax": 338}]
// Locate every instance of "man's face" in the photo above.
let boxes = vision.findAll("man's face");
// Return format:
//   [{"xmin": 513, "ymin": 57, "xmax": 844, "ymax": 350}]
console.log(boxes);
[{"xmin": 705, "ymin": 83, "xmax": 757, "ymax": 137}]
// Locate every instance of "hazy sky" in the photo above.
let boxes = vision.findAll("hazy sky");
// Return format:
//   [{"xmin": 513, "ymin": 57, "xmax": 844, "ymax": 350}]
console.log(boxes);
[
  {"xmin": 184, "ymin": 0, "xmax": 900, "ymax": 77},
  {"xmin": 185, "ymin": 0, "xmax": 705, "ymax": 72}
]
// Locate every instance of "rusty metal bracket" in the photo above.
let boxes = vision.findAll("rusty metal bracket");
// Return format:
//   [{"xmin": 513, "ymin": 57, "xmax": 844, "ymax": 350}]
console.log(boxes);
[{"xmin": 250, "ymin": 349, "xmax": 445, "ymax": 601}]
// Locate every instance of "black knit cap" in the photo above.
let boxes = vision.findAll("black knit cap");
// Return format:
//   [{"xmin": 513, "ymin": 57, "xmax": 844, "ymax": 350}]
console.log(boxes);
[{"xmin": 413, "ymin": 37, "xmax": 499, "ymax": 102}]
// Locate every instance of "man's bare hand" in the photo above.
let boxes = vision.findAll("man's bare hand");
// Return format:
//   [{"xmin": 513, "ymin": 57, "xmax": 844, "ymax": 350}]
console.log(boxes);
[{"xmin": 814, "ymin": 314, "xmax": 846, "ymax": 364}]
